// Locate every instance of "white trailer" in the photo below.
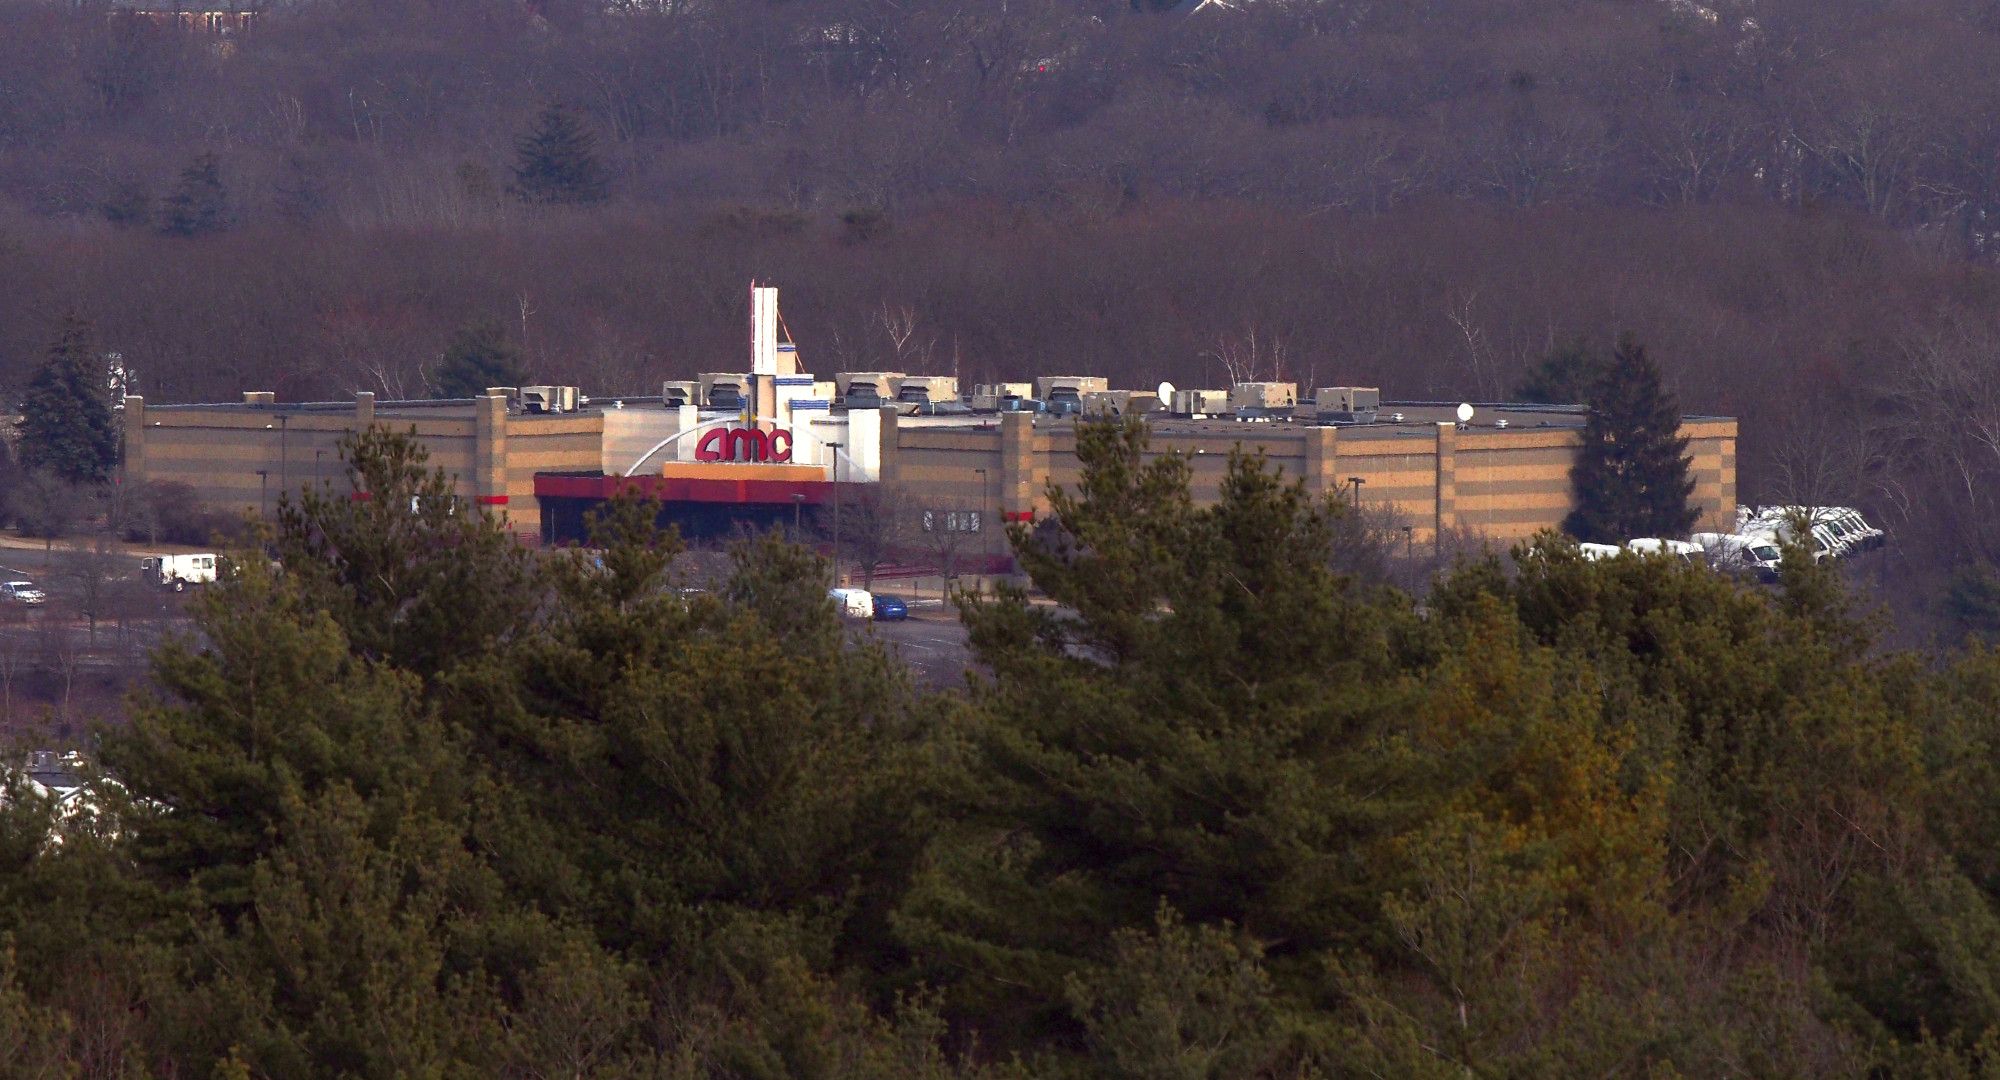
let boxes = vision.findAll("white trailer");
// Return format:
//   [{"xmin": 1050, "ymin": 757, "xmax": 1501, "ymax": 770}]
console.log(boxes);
[{"xmin": 139, "ymin": 553, "xmax": 219, "ymax": 592}]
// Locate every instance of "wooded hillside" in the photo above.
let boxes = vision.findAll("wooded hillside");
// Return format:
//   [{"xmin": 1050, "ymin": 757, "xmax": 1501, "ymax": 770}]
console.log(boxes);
[{"xmin": 6, "ymin": 0, "xmax": 2000, "ymax": 626}]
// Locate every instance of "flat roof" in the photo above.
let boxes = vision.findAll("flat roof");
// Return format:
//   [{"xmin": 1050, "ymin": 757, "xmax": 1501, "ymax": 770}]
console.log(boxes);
[{"xmin": 136, "ymin": 395, "xmax": 1732, "ymax": 430}]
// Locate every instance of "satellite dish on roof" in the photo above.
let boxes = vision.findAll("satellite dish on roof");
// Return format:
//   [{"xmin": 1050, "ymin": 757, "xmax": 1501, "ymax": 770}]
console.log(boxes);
[
  {"xmin": 1456, "ymin": 402, "xmax": 1475, "ymax": 424},
  {"xmin": 1157, "ymin": 380, "xmax": 1176, "ymax": 403}
]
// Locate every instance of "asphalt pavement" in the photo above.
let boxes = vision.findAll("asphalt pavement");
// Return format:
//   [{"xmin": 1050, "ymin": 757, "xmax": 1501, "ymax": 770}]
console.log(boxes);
[{"xmin": 846, "ymin": 593, "xmax": 975, "ymax": 687}]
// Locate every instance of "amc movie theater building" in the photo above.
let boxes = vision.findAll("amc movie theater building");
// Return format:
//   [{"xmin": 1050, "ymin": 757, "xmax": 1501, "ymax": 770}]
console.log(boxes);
[{"xmin": 119, "ymin": 289, "xmax": 1737, "ymax": 562}]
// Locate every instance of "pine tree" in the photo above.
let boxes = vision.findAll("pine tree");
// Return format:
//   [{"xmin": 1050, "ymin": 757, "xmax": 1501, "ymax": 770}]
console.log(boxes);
[
  {"xmin": 1562, "ymin": 334, "xmax": 1698, "ymax": 542},
  {"xmin": 1514, "ymin": 339, "xmax": 1604, "ymax": 404},
  {"xmin": 512, "ymin": 105, "xmax": 609, "ymax": 206},
  {"xmin": 433, "ymin": 320, "xmax": 526, "ymax": 399},
  {"xmin": 906, "ymin": 419, "xmax": 1426, "ymax": 1050},
  {"xmin": 157, "ymin": 151, "xmax": 230, "ymax": 236},
  {"xmin": 17, "ymin": 314, "xmax": 120, "ymax": 486}
]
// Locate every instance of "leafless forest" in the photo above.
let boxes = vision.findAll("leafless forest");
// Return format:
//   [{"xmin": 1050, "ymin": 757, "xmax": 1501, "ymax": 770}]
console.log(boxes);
[{"xmin": 6, "ymin": 0, "xmax": 2000, "ymax": 633}]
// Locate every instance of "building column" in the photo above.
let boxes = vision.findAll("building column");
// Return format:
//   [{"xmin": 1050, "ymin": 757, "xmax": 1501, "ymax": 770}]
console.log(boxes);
[
  {"xmin": 1718, "ymin": 435, "xmax": 1738, "ymax": 530},
  {"xmin": 122, "ymin": 396, "xmax": 146, "ymax": 483},
  {"xmin": 1435, "ymin": 422, "xmax": 1458, "ymax": 543},
  {"xmin": 998, "ymin": 411, "xmax": 1036, "ymax": 522},
  {"xmin": 876, "ymin": 405, "xmax": 900, "ymax": 485},
  {"xmin": 474, "ymin": 393, "xmax": 509, "ymax": 510},
  {"xmin": 1303, "ymin": 425, "xmax": 1339, "ymax": 500}
]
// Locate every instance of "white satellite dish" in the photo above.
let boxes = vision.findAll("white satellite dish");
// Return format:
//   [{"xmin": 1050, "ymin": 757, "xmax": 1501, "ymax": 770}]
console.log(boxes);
[
  {"xmin": 1455, "ymin": 402, "xmax": 1475, "ymax": 424},
  {"xmin": 1157, "ymin": 380, "xmax": 1176, "ymax": 403}
]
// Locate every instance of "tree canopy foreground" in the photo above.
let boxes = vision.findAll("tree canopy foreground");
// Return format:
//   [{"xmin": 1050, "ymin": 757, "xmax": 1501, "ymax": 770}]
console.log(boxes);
[{"xmin": 1, "ymin": 423, "xmax": 1998, "ymax": 1076}]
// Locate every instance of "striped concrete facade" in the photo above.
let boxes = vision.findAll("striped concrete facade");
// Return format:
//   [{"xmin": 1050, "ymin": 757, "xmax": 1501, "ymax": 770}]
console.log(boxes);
[
  {"xmin": 123, "ymin": 392, "xmax": 602, "ymax": 540},
  {"xmin": 889, "ymin": 412, "xmax": 1738, "ymax": 546},
  {"xmin": 122, "ymin": 393, "xmax": 1736, "ymax": 550}
]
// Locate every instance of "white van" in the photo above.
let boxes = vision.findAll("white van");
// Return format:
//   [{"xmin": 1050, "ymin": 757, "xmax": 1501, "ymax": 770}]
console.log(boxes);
[
  {"xmin": 828, "ymin": 587, "xmax": 875, "ymax": 619},
  {"xmin": 139, "ymin": 553, "xmax": 219, "ymax": 592},
  {"xmin": 1625, "ymin": 538, "xmax": 1703, "ymax": 564},
  {"xmin": 1693, "ymin": 532, "xmax": 1783, "ymax": 582},
  {"xmin": 1577, "ymin": 543, "xmax": 1624, "ymax": 562}
]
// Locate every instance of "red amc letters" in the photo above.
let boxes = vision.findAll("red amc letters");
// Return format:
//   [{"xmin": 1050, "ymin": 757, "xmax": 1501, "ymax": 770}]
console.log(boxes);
[{"xmin": 694, "ymin": 426, "xmax": 794, "ymax": 463}]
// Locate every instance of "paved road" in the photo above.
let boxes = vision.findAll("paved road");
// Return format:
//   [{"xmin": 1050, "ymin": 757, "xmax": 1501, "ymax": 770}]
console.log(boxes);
[{"xmin": 847, "ymin": 597, "xmax": 974, "ymax": 688}]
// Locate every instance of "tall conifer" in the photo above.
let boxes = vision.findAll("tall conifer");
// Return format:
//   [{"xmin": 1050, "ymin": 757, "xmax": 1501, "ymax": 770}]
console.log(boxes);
[
  {"xmin": 433, "ymin": 320, "xmax": 525, "ymax": 399},
  {"xmin": 512, "ymin": 105, "xmax": 609, "ymax": 206},
  {"xmin": 1563, "ymin": 334, "xmax": 1698, "ymax": 542},
  {"xmin": 17, "ymin": 315, "xmax": 120, "ymax": 486},
  {"xmin": 157, "ymin": 152, "xmax": 230, "ymax": 236}
]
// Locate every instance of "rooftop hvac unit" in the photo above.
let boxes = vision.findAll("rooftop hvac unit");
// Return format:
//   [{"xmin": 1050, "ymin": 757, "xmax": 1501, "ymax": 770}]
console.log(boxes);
[
  {"xmin": 660, "ymin": 380, "xmax": 699, "ymax": 408},
  {"xmin": 833, "ymin": 371, "xmax": 904, "ymax": 407},
  {"xmin": 1170, "ymin": 388, "xmax": 1230, "ymax": 417},
  {"xmin": 1314, "ymin": 387, "xmax": 1380, "ymax": 423},
  {"xmin": 1082, "ymin": 390, "xmax": 1165, "ymax": 417},
  {"xmin": 893, "ymin": 375, "xmax": 959, "ymax": 404},
  {"xmin": 699, "ymin": 373, "xmax": 749, "ymax": 410},
  {"xmin": 1038, "ymin": 376, "xmax": 1107, "ymax": 416},
  {"xmin": 970, "ymin": 382, "xmax": 1034, "ymax": 411},
  {"xmin": 1034, "ymin": 375, "xmax": 1109, "ymax": 400},
  {"xmin": 520, "ymin": 385, "xmax": 580, "ymax": 414},
  {"xmin": 1229, "ymin": 382, "xmax": 1297, "ymax": 413}
]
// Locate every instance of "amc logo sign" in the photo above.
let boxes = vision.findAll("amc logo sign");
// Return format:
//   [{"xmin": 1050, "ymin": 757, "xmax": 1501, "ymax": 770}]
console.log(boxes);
[{"xmin": 695, "ymin": 426, "xmax": 794, "ymax": 463}]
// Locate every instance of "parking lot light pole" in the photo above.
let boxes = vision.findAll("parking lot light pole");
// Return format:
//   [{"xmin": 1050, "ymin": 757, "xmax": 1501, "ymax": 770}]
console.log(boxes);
[
  {"xmin": 1348, "ymin": 476, "xmax": 1366, "ymax": 509},
  {"xmin": 974, "ymin": 467, "xmax": 989, "ymax": 585},
  {"xmin": 256, "ymin": 470, "xmax": 269, "ymax": 518},
  {"xmin": 1403, "ymin": 524, "xmax": 1415, "ymax": 591},
  {"xmin": 791, "ymin": 492, "xmax": 805, "ymax": 540}
]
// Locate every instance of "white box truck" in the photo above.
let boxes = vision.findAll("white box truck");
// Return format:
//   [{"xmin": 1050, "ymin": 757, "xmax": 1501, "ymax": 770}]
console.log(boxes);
[{"xmin": 139, "ymin": 554, "xmax": 219, "ymax": 592}]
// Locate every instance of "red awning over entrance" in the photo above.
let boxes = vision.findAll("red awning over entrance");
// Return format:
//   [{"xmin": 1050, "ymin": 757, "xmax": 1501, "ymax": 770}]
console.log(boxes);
[{"xmin": 534, "ymin": 473, "xmax": 854, "ymax": 505}]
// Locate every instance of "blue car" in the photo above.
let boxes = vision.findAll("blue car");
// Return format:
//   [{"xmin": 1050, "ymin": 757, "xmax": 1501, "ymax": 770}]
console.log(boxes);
[{"xmin": 872, "ymin": 595, "xmax": 909, "ymax": 621}]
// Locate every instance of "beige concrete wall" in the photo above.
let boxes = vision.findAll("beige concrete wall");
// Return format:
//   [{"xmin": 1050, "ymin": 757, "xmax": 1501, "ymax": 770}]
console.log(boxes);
[
  {"xmin": 123, "ymin": 397, "xmax": 1739, "ymax": 552},
  {"xmin": 503, "ymin": 416, "xmax": 604, "ymax": 538},
  {"xmin": 1452, "ymin": 430, "xmax": 1581, "ymax": 541},
  {"xmin": 884, "ymin": 417, "xmax": 1739, "ymax": 550},
  {"xmin": 129, "ymin": 401, "xmax": 479, "ymax": 517},
  {"xmin": 122, "ymin": 397, "xmax": 599, "ymax": 539}
]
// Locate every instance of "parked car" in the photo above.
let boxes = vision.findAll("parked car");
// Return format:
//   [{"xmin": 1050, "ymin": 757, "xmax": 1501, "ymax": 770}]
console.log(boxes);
[
  {"xmin": 0, "ymin": 581, "xmax": 46, "ymax": 605},
  {"xmin": 872, "ymin": 594, "xmax": 909, "ymax": 621}
]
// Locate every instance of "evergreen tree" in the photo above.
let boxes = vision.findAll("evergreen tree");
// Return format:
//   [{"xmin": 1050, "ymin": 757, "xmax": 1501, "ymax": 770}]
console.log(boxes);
[
  {"xmin": 157, "ymin": 152, "xmax": 230, "ymax": 237},
  {"xmin": 432, "ymin": 320, "xmax": 526, "ymax": 399},
  {"xmin": 267, "ymin": 425, "xmax": 538, "ymax": 678},
  {"xmin": 512, "ymin": 105, "xmax": 609, "ymax": 206},
  {"xmin": 100, "ymin": 180, "xmax": 150, "ymax": 228},
  {"xmin": 1514, "ymin": 339, "xmax": 1604, "ymax": 404},
  {"xmin": 1562, "ymin": 334, "xmax": 1698, "ymax": 542},
  {"xmin": 17, "ymin": 315, "xmax": 119, "ymax": 486}
]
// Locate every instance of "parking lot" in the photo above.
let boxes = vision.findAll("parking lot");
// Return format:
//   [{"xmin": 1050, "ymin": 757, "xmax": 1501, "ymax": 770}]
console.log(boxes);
[{"xmin": 847, "ymin": 593, "xmax": 974, "ymax": 688}]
